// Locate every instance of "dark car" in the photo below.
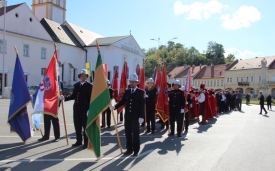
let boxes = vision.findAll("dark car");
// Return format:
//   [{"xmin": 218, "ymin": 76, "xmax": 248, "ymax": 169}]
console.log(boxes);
[{"xmin": 63, "ymin": 87, "xmax": 73, "ymax": 96}]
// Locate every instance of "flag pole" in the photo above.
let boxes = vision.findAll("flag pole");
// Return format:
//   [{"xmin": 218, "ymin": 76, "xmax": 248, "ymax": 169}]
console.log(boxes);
[
  {"xmin": 111, "ymin": 107, "xmax": 123, "ymax": 154},
  {"xmin": 55, "ymin": 43, "xmax": 69, "ymax": 145},
  {"xmin": 143, "ymin": 59, "xmax": 147, "ymax": 130}
]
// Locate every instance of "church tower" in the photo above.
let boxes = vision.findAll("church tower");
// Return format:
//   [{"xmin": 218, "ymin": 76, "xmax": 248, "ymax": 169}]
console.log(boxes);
[{"xmin": 32, "ymin": 0, "xmax": 66, "ymax": 24}]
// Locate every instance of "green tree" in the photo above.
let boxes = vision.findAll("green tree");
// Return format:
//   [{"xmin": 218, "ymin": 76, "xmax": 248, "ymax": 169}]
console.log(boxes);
[
  {"xmin": 225, "ymin": 54, "xmax": 236, "ymax": 63},
  {"xmin": 206, "ymin": 41, "xmax": 226, "ymax": 65}
]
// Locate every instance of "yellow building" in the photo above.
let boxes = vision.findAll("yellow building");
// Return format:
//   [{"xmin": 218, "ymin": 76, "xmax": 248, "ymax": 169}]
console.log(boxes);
[{"xmin": 224, "ymin": 56, "xmax": 275, "ymax": 98}]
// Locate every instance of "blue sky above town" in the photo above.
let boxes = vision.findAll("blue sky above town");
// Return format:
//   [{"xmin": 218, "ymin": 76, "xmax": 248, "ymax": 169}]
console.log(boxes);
[{"xmin": 10, "ymin": 0, "xmax": 275, "ymax": 59}]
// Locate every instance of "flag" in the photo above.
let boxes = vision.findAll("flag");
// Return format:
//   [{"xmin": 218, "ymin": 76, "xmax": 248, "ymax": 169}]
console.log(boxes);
[
  {"xmin": 136, "ymin": 64, "xmax": 140, "ymax": 77},
  {"xmin": 139, "ymin": 68, "xmax": 145, "ymax": 90},
  {"xmin": 103, "ymin": 64, "xmax": 108, "ymax": 77},
  {"xmin": 85, "ymin": 62, "xmax": 91, "ymax": 77},
  {"xmin": 31, "ymin": 88, "xmax": 41, "ymax": 130},
  {"xmin": 156, "ymin": 62, "xmax": 169, "ymax": 122},
  {"xmin": 33, "ymin": 51, "xmax": 59, "ymax": 117},
  {"xmin": 185, "ymin": 69, "xmax": 191, "ymax": 92},
  {"xmin": 117, "ymin": 60, "xmax": 128, "ymax": 115},
  {"xmin": 8, "ymin": 54, "xmax": 32, "ymax": 143},
  {"xmin": 86, "ymin": 44, "xmax": 111, "ymax": 158},
  {"xmin": 111, "ymin": 65, "xmax": 119, "ymax": 102}
]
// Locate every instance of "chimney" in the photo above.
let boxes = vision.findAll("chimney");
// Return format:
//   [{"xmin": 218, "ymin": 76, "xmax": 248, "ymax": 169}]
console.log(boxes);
[
  {"xmin": 200, "ymin": 64, "xmax": 202, "ymax": 70},
  {"xmin": 220, "ymin": 71, "xmax": 222, "ymax": 76},
  {"xmin": 192, "ymin": 65, "xmax": 195, "ymax": 73}
]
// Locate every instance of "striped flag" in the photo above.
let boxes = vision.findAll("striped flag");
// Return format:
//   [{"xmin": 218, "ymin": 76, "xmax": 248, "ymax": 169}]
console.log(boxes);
[
  {"xmin": 85, "ymin": 42, "xmax": 111, "ymax": 158},
  {"xmin": 185, "ymin": 69, "xmax": 191, "ymax": 92},
  {"xmin": 33, "ymin": 50, "xmax": 59, "ymax": 117}
]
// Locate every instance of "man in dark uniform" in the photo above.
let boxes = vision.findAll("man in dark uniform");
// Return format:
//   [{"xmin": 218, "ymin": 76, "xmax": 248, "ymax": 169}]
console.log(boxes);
[
  {"xmin": 109, "ymin": 73, "xmax": 145, "ymax": 156},
  {"xmin": 168, "ymin": 80, "xmax": 185, "ymax": 137},
  {"xmin": 60, "ymin": 69, "xmax": 92, "ymax": 149},
  {"xmin": 259, "ymin": 91, "xmax": 268, "ymax": 114},
  {"xmin": 184, "ymin": 89, "xmax": 192, "ymax": 133},
  {"xmin": 231, "ymin": 91, "xmax": 236, "ymax": 111},
  {"xmin": 38, "ymin": 81, "xmax": 63, "ymax": 142},
  {"xmin": 266, "ymin": 94, "xmax": 272, "ymax": 110},
  {"xmin": 101, "ymin": 79, "xmax": 113, "ymax": 128},
  {"xmin": 225, "ymin": 90, "xmax": 231, "ymax": 112},
  {"xmin": 145, "ymin": 78, "xmax": 158, "ymax": 133}
]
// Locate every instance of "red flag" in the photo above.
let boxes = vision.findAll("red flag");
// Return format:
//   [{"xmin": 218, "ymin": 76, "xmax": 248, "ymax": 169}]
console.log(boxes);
[
  {"xmin": 33, "ymin": 50, "xmax": 59, "ymax": 117},
  {"xmin": 111, "ymin": 66, "xmax": 119, "ymax": 102},
  {"xmin": 117, "ymin": 60, "xmax": 128, "ymax": 114},
  {"xmin": 103, "ymin": 64, "xmax": 108, "ymax": 77},
  {"xmin": 156, "ymin": 62, "xmax": 169, "ymax": 122},
  {"xmin": 139, "ymin": 68, "xmax": 145, "ymax": 90},
  {"xmin": 136, "ymin": 64, "xmax": 140, "ymax": 77}
]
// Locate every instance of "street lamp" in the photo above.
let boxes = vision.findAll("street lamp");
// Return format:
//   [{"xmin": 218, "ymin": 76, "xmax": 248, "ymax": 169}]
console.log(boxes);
[{"xmin": 150, "ymin": 37, "xmax": 177, "ymax": 49}]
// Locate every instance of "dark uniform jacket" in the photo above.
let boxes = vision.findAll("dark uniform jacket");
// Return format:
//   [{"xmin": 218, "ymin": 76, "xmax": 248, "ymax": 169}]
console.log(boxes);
[
  {"xmin": 168, "ymin": 89, "xmax": 185, "ymax": 109},
  {"xmin": 115, "ymin": 88, "xmax": 145, "ymax": 120},
  {"xmin": 259, "ymin": 94, "xmax": 265, "ymax": 105},
  {"xmin": 145, "ymin": 86, "xmax": 157, "ymax": 107},
  {"xmin": 266, "ymin": 95, "xmax": 272, "ymax": 104},
  {"xmin": 65, "ymin": 81, "xmax": 93, "ymax": 112}
]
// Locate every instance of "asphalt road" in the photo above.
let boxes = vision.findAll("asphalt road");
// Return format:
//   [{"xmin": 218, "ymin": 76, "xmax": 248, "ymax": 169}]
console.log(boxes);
[{"xmin": 0, "ymin": 99, "xmax": 275, "ymax": 171}]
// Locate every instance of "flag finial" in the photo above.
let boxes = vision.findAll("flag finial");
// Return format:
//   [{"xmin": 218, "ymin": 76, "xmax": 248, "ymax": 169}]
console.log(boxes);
[
  {"xmin": 96, "ymin": 40, "xmax": 100, "ymax": 50},
  {"xmin": 54, "ymin": 42, "xmax": 57, "ymax": 51},
  {"xmin": 13, "ymin": 45, "xmax": 18, "ymax": 54}
]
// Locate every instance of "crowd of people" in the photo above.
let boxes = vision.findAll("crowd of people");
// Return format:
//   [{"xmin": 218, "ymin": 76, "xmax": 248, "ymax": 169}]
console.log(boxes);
[{"xmin": 36, "ymin": 69, "xmax": 273, "ymax": 157}]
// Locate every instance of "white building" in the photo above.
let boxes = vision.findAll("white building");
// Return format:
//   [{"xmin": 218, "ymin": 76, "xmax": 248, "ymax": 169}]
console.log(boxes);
[{"xmin": 0, "ymin": 1, "xmax": 146, "ymax": 97}]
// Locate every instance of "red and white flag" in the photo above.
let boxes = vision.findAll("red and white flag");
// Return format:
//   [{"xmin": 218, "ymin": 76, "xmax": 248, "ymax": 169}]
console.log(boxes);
[{"xmin": 33, "ymin": 51, "xmax": 59, "ymax": 117}]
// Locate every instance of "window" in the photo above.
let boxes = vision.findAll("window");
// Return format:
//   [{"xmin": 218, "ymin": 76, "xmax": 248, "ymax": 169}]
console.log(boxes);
[
  {"xmin": 251, "ymin": 76, "xmax": 254, "ymax": 82},
  {"xmin": 230, "ymin": 78, "xmax": 232, "ymax": 82},
  {"xmin": 211, "ymin": 80, "xmax": 212, "ymax": 86},
  {"xmin": 41, "ymin": 47, "xmax": 46, "ymax": 59},
  {"xmin": 73, "ymin": 68, "xmax": 77, "ymax": 81},
  {"xmin": 198, "ymin": 81, "xmax": 200, "ymax": 85},
  {"xmin": 259, "ymin": 76, "xmax": 261, "ymax": 82},
  {"xmin": 23, "ymin": 44, "xmax": 29, "ymax": 56},
  {"xmin": 41, "ymin": 68, "xmax": 46, "ymax": 76},
  {"xmin": 246, "ymin": 77, "xmax": 249, "ymax": 82},
  {"xmin": 241, "ymin": 77, "xmax": 243, "ymax": 82},
  {"xmin": 227, "ymin": 78, "xmax": 229, "ymax": 83},
  {"xmin": 0, "ymin": 39, "xmax": 6, "ymax": 53},
  {"xmin": 214, "ymin": 80, "xmax": 216, "ymax": 86},
  {"xmin": 207, "ymin": 80, "xmax": 209, "ymax": 86},
  {"xmin": 237, "ymin": 77, "xmax": 239, "ymax": 82},
  {"xmin": 221, "ymin": 80, "xmax": 223, "ymax": 85},
  {"xmin": 217, "ymin": 80, "xmax": 219, "ymax": 86}
]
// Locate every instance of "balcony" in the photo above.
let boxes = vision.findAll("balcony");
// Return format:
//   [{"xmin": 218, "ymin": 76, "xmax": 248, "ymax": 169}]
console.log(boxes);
[
  {"xmin": 238, "ymin": 82, "xmax": 249, "ymax": 86},
  {"xmin": 268, "ymin": 81, "xmax": 275, "ymax": 85}
]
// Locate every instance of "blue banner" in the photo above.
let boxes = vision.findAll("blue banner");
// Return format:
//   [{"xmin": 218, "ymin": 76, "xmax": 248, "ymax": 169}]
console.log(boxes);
[{"xmin": 8, "ymin": 54, "xmax": 32, "ymax": 142}]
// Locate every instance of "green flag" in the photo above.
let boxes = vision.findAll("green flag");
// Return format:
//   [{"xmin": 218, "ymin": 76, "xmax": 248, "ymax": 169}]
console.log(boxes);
[{"xmin": 85, "ymin": 47, "xmax": 110, "ymax": 158}]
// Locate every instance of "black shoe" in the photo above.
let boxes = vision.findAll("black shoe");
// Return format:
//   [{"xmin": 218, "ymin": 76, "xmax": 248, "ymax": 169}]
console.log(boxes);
[
  {"xmin": 101, "ymin": 125, "xmax": 105, "ymax": 128},
  {"xmin": 107, "ymin": 126, "xmax": 110, "ymax": 128},
  {"xmin": 132, "ymin": 152, "xmax": 138, "ymax": 156},
  {"xmin": 169, "ymin": 133, "xmax": 174, "ymax": 136},
  {"xmin": 152, "ymin": 130, "xmax": 155, "ymax": 134},
  {"xmin": 82, "ymin": 144, "xmax": 87, "ymax": 149},
  {"xmin": 160, "ymin": 126, "xmax": 164, "ymax": 129},
  {"xmin": 53, "ymin": 138, "xmax": 59, "ymax": 142},
  {"xmin": 38, "ymin": 137, "xmax": 49, "ymax": 141},
  {"xmin": 265, "ymin": 112, "xmax": 268, "ymax": 114},
  {"xmin": 72, "ymin": 142, "xmax": 82, "ymax": 147},
  {"xmin": 259, "ymin": 113, "xmax": 262, "ymax": 115},
  {"xmin": 145, "ymin": 130, "xmax": 151, "ymax": 134},
  {"xmin": 124, "ymin": 150, "xmax": 133, "ymax": 155},
  {"xmin": 177, "ymin": 133, "xmax": 182, "ymax": 137}
]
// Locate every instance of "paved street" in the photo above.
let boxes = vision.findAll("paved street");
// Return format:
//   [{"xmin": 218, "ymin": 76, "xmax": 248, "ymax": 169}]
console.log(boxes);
[{"xmin": 0, "ymin": 99, "xmax": 275, "ymax": 171}]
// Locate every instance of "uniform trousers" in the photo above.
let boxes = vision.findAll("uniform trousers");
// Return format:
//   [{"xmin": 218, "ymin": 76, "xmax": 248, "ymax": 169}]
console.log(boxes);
[
  {"xmin": 169, "ymin": 107, "xmax": 183, "ymax": 134},
  {"xmin": 124, "ymin": 119, "xmax": 140, "ymax": 153},
  {"xmin": 73, "ymin": 110, "xmax": 88, "ymax": 145},
  {"xmin": 43, "ymin": 114, "xmax": 60, "ymax": 139},
  {"xmin": 146, "ymin": 105, "xmax": 156, "ymax": 132},
  {"xmin": 102, "ymin": 108, "xmax": 111, "ymax": 127}
]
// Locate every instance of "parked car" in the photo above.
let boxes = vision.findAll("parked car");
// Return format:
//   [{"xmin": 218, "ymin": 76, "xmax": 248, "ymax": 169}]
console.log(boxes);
[
  {"xmin": 29, "ymin": 85, "xmax": 39, "ymax": 95},
  {"xmin": 63, "ymin": 87, "xmax": 74, "ymax": 96}
]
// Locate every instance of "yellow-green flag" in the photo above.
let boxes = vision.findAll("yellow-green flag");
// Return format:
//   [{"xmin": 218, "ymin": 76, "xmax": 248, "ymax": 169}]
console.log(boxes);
[{"xmin": 85, "ymin": 44, "xmax": 110, "ymax": 158}]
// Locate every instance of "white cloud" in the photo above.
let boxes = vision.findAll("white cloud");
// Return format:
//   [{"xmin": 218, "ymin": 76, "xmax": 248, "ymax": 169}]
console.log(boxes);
[
  {"xmin": 221, "ymin": 6, "xmax": 261, "ymax": 30},
  {"xmin": 224, "ymin": 47, "xmax": 261, "ymax": 59},
  {"xmin": 174, "ymin": 0, "xmax": 226, "ymax": 20}
]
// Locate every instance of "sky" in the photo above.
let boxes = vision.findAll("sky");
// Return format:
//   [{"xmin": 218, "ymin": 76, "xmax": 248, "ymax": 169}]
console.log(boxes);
[{"xmin": 10, "ymin": 0, "xmax": 275, "ymax": 59}]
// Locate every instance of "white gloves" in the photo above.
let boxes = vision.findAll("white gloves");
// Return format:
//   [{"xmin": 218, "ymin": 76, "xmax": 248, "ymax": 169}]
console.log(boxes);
[
  {"xmin": 190, "ymin": 104, "xmax": 193, "ymax": 108},
  {"xmin": 87, "ymin": 110, "xmax": 89, "ymax": 116},
  {"xmin": 180, "ymin": 109, "xmax": 184, "ymax": 113},
  {"xmin": 109, "ymin": 105, "xmax": 115, "ymax": 110},
  {"xmin": 59, "ymin": 95, "xmax": 64, "ymax": 100},
  {"xmin": 138, "ymin": 118, "xmax": 144, "ymax": 124},
  {"xmin": 145, "ymin": 94, "xmax": 148, "ymax": 98},
  {"xmin": 168, "ymin": 97, "xmax": 169, "ymax": 101},
  {"xmin": 185, "ymin": 101, "xmax": 188, "ymax": 104}
]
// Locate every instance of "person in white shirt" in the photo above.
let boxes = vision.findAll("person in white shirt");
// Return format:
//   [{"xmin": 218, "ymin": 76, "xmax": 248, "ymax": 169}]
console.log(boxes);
[
  {"xmin": 220, "ymin": 91, "xmax": 226, "ymax": 113},
  {"xmin": 196, "ymin": 84, "xmax": 206, "ymax": 124}
]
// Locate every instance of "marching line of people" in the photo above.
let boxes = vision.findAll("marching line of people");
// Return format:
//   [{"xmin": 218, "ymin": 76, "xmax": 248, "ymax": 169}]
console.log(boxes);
[{"xmin": 36, "ymin": 69, "xmax": 273, "ymax": 157}]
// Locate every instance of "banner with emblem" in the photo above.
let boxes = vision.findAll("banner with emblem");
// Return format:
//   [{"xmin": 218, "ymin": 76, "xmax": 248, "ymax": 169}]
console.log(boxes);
[
  {"xmin": 8, "ymin": 54, "xmax": 32, "ymax": 143},
  {"xmin": 33, "ymin": 51, "xmax": 59, "ymax": 117},
  {"xmin": 117, "ymin": 60, "xmax": 128, "ymax": 114},
  {"xmin": 112, "ymin": 65, "xmax": 119, "ymax": 102}
]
